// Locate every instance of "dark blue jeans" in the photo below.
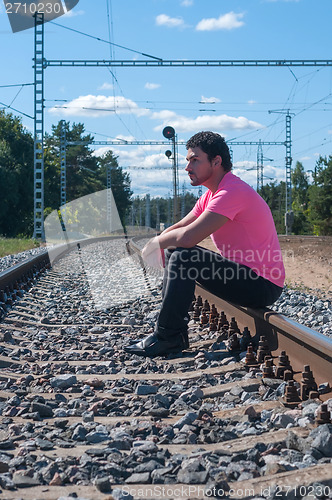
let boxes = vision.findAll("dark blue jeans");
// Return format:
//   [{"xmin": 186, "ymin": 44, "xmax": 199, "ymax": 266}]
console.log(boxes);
[{"xmin": 156, "ymin": 246, "xmax": 283, "ymax": 338}]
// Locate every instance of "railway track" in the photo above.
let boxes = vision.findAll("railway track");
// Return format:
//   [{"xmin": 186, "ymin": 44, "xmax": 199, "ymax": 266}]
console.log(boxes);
[{"xmin": 0, "ymin": 236, "xmax": 331, "ymax": 500}]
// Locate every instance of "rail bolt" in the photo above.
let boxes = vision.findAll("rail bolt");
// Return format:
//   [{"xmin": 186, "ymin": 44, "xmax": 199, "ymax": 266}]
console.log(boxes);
[
  {"xmin": 315, "ymin": 404, "xmax": 332, "ymax": 425},
  {"xmin": 283, "ymin": 380, "xmax": 301, "ymax": 407},
  {"xmin": 262, "ymin": 358, "xmax": 274, "ymax": 378},
  {"xmin": 275, "ymin": 350, "xmax": 293, "ymax": 379},
  {"xmin": 257, "ymin": 336, "xmax": 272, "ymax": 364},
  {"xmin": 300, "ymin": 365, "xmax": 318, "ymax": 401},
  {"xmin": 245, "ymin": 345, "xmax": 258, "ymax": 366}
]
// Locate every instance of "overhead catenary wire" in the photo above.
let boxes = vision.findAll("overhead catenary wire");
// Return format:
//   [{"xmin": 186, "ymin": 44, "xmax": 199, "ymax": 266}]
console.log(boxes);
[
  {"xmin": 49, "ymin": 21, "xmax": 162, "ymax": 61},
  {"xmin": 11, "ymin": 9, "xmax": 332, "ymax": 215},
  {"xmin": 0, "ymin": 83, "xmax": 34, "ymax": 88},
  {"xmin": 0, "ymin": 100, "xmax": 34, "ymax": 120},
  {"xmin": 0, "ymin": 83, "xmax": 35, "ymax": 119}
]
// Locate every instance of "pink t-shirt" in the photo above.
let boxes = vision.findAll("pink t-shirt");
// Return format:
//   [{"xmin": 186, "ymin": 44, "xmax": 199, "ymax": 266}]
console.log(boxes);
[{"xmin": 192, "ymin": 172, "xmax": 285, "ymax": 287}]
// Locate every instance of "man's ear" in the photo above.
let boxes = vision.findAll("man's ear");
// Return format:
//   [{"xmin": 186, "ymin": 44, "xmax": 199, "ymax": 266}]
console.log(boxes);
[{"xmin": 214, "ymin": 155, "xmax": 222, "ymax": 167}]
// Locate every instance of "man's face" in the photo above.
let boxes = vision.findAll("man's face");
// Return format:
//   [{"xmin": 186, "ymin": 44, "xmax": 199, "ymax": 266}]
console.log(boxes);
[{"xmin": 185, "ymin": 147, "xmax": 214, "ymax": 186}]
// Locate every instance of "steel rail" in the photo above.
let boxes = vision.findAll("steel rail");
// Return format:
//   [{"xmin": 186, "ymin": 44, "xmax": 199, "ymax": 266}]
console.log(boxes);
[
  {"xmin": 0, "ymin": 236, "xmax": 331, "ymax": 499},
  {"xmin": 0, "ymin": 251, "xmax": 50, "ymax": 290},
  {"xmin": 0, "ymin": 234, "xmax": 149, "ymax": 297},
  {"xmin": 1, "ymin": 236, "xmax": 331, "ymax": 390},
  {"xmin": 128, "ymin": 237, "xmax": 332, "ymax": 390}
]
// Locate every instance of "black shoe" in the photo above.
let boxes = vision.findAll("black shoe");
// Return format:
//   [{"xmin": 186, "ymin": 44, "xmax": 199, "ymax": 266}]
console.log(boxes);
[{"xmin": 124, "ymin": 331, "xmax": 189, "ymax": 357}]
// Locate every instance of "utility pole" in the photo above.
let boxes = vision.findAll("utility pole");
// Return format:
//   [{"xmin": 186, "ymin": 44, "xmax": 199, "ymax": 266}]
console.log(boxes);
[
  {"xmin": 145, "ymin": 194, "xmax": 151, "ymax": 228},
  {"xmin": 257, "ymin": 140, "xmax": 263, "ymax": 193},
  {"xmin": 130, "ymin": 204, "xmax": 134, "ymax": 228},
  {"xmin": 269, "ymin": 109, "xmax": 294, "ymax": 234},
  {"xmin": 156, "ymin": 198, "xmax": 160, "ymax": 231},
  {"xmin": 33, "ymin": 13, "xmax": 45, "ymax": 240},
  {"xmin": 181, "ymin": 182, "xmax": 186, "ymax": 219},
  {"xmin": 139, "ymin": 198, "xmax": 142, "ymax": 228},
  {"xmin": 285, "ymin": 112, "xmax": 293, "ymax": 213},
  {"xmin": 60, "ymin": 120, "xmax": 66, "ymax": 208},
  {"xmin": 229, "ymin": 146, "xmax": 233, "ymax": 163},
  {"xmin": 106, "ymin": 163, "xmax": 112, "ymax": 233},
  {"xmin": 167, "ymin": 196, "xmax": 171, "ymax": 227}
]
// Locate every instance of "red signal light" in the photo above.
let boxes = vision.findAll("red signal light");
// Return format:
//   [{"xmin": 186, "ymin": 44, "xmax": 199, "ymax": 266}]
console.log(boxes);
[{"xmin": 162, "ymin": 126, "xmax": 175, "ymax": 139}]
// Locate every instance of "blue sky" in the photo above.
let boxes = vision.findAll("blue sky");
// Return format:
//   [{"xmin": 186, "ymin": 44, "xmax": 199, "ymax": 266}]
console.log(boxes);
[{"xmin": 0, "ymin": 0, "xmax": 331, "ymax": 199}]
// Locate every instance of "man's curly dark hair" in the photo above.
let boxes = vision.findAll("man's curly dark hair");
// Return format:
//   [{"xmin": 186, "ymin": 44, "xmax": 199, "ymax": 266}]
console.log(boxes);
[{"xmin": 186, "ymin": 131, "xmax": 232, "ymax": 172}]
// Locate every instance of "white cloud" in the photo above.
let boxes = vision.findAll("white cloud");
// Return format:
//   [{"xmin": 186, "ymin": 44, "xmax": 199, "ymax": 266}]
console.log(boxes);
[
  {"xmin": 145, "ymin": 82, "xmax": 161, "ymax": 90},
  {"xmin": 181, "ymin": 0, "xmax": 193, "ymax": 6},
  {"xmin": 107, "ymin": 147, "xmax": 191, "ymax": 198},
  {"xmin": 196, "ymin": 12, "xmax": 245, "ymax": 31},
  {"xmin": 98, "ymin": 82, "xmax": 114, "ymax": 90},
  {"xmin": 115, "ymin": 135, "xmax": 136, "ymax": 142},
  {"xmin": 156, "ymin": 14, "xmax": 185, "ymax": 28},
  {"xmin": 200, "ymin": 96, "xmax": 221, "ymax": 104},
  {"xmin": 248, "ymin": 100, "xmax": 257, "ymax": 105},
  {"xmin": 49, "ymin": 95, "xmax": 149, "ymax": 118},
  {"xmin": 94, "ymin": 143, "xmax": 281, "ymax": 197},
  {"xmin": 233, "ymin": 162, "xmax": 283, "ymax": 188},
  {"xmin": 152, "ymin": 112, "xmax": 264, "ymax": 133},
  {"xmin": 234, "ymin": 160, "xmax": 257, "ymax": 169},
  {"xmin": 92, "ymin": 146, "xmax": 113, "ymax": 157},
  {"xmin": 151, "ymin": 110, "xmax": 177, "ymax": 121},
  {"xmin": 101, "ymin": 144, "xmax": 168, "ymax": 164},
  {"xmin": 63, "ymin": 9, "xmax": 85, "ymax": 17}
]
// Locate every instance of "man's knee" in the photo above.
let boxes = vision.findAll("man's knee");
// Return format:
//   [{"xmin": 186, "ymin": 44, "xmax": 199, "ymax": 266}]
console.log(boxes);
[{"xmin": 168, "ymin": 247, "xmax": 198, "ymax": 265}]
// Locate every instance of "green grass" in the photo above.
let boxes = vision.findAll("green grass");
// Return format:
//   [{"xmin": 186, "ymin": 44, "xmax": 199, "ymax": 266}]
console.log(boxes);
[{"xmin": 0, "ymin": 238, "xmax": 40, "ymax": 258}]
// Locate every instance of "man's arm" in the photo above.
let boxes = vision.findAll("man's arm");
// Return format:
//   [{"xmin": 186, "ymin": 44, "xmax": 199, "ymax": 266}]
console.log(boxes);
[{"xmin": 158, "ymin": 211, "xmax": 229, "ymax": 249}]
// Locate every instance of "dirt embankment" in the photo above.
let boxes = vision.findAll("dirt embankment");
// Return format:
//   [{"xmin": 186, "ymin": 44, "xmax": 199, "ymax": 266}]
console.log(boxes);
[{"xmin": 278, "ymin": 236, "xmax": 332, "ymax": 299}]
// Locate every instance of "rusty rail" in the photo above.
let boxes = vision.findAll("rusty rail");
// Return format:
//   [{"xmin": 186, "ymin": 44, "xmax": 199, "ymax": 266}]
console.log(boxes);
[{"xmin": 129, "ymin": 237, "xmax": 332, "ymax": 392}]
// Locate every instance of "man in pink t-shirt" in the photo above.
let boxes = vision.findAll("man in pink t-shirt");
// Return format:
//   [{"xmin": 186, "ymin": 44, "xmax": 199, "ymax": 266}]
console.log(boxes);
[{"xmin": 125, "ymin": 131, "xmax": 285, "ymax": 358}]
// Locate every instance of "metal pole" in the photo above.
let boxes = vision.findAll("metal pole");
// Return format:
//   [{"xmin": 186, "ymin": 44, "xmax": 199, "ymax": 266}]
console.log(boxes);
[
  {"xmin": 156, "ymin": 199, "xmax": 160, "ymax": 230},
  {"xmin": 107, "ymin": 163, "xmax": 112, "ymax": 233},
  {"xmin": 285, "ymin": 112, "xmax": 293, "ymax": 235},
  {"xmin": 172, "ymin": 135, "xmax": 178, "ymax": 223},
  {"xmin": 181, "ymin": 182, "xmax": 185, "ymax": 219},
  {"xmin": 167, "ymin": 196, "xmax": 171, "ymax": 227},
  {"xmin": 257, "ymin": 140, "xmax": 263, "ymax": 192},
  {"xmin": 33, "ymin": 13, "xmax": 45, "ymax": 240},
  {"xmin": 131, "ymin": 204, "xmax": 134, "ymax": 228},
  {"xmin": 285, "ymin": 112, "xmax": 292, "ymax": 212},
  {"xmin": 145, "ymin": 194, "xmax": 151, "ymax": 228},
  {"xmin": 60, "ymin": 120, "xmax": 66, "ymax": 207}
]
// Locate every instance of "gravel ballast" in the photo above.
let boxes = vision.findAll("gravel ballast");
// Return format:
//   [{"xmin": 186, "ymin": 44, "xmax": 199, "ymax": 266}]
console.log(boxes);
[{"xmin": 0, "ymin": 239, "xmax": 331, "ymax": 499}]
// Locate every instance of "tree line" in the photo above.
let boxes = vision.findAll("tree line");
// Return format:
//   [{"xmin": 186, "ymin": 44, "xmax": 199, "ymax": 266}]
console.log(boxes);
[
  {"xmin": 0, "ymin": 110, "xmax": 331, "ymax": 237},
  {"xmin": 260, "ymin": 158, "xmax": 332, "ymax": 235},
  {"xmin": 0, "ymin": 111, "xmax": 132, "ymax": 237}
]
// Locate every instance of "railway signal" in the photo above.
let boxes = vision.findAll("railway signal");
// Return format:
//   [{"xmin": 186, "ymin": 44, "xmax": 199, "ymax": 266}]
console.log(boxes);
[{"xmin": 163, "ymin": 127, "xmax": 179, "ymax": 223}]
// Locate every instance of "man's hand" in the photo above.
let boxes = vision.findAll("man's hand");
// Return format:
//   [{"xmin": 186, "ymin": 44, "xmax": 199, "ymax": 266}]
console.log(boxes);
[{"xmin": 142, "ymin": 237, "xmax": 165, "ymax": 269}]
